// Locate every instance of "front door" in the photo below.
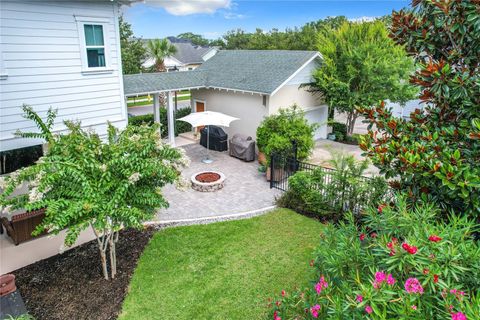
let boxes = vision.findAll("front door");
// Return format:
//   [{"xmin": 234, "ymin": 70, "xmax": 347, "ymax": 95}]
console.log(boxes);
[{"xmin": 195, "ymin": 101, "xmax": 205, "ymax": 132}]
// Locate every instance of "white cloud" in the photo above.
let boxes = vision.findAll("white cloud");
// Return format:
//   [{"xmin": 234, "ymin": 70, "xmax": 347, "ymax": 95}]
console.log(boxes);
[
  {"xmin": 223, "ymin": 12, "xmax": 246, "ymax": 19},
  {"xmin": 349, "ymin": 16, "xmax": 378, "ymax": 22},
  {"xmin": 144, "ymin": 0, "xmax": 231, "ymax": 16}
]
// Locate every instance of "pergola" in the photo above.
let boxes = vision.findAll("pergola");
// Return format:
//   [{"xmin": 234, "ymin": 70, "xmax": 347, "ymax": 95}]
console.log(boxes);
[{"xmin": 123, "ymin": 71, "xmax": 206, "ymax": 147}]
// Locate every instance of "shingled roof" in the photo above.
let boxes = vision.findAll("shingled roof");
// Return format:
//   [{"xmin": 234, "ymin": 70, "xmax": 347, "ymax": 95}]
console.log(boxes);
[{"xmin": 123, "ymin": 50, "xmax": 321, "ymax": 96}]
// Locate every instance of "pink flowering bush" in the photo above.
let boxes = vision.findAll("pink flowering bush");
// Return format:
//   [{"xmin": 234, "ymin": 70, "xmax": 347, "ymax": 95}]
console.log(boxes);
[{"xmin": 268, "ymin": 197, "xmax": 480, "ymax": 319}]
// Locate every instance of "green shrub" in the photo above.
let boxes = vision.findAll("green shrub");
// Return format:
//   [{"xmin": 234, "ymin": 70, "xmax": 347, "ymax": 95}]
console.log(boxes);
[
  {"xmin": 269, "ymin": 197, "xmax": 480, "ymax": 319},
  {"xmin": 334, "ymin": 132, "xmax": 344, "ymax": 142},
  {"xmin": 128, "ymin": 107, "xmax": 192, "ymax": 137},
  {"xmin": 277, "ymin": 153, "xmax": 388, "ymax": 219},
  {"xmin": 256, "ymin": 105, "xmax": 317, "ymax": 164},
  {"xmin": 330, "ymin": 121, "xmax": 347, "ymax": 138}
]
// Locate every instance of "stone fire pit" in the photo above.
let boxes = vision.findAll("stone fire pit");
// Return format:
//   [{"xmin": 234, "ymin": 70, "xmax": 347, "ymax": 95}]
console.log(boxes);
[{"xmin": 191, "ymin": 171, "xmax": 226, "ymax": 192}]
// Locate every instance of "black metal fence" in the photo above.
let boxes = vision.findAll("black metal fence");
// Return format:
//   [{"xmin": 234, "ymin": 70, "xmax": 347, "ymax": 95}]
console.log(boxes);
[{"xmin": 269, "ymin": 143, "xmax": 390, "ymax": 214}]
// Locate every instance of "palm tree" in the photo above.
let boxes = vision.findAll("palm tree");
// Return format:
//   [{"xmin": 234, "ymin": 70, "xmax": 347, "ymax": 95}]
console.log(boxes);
[{"xmin": 146, "ymin": 38, "xmax": 177, "ymax": 72}]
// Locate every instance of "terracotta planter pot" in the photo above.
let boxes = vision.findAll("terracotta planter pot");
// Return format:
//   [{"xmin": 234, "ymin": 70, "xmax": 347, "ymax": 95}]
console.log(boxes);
[
  {"xmin": 258, "ymin": 151, "xmax": 267, "ymax": 165},
  {"xmin": 0, "ymin": 274, "xmax": 16, "ymax": 297}
]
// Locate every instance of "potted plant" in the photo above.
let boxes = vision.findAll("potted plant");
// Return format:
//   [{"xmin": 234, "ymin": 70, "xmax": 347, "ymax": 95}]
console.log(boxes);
[{"xmin": 258, "ymin": 164, "xmax": 267, "ymax": 175}]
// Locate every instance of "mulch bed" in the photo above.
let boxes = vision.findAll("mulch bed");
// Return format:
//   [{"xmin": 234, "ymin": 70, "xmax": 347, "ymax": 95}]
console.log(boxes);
[
  {"xmin": 195, "ymin": 172, "xmax": 221, "ymax": 183},
  {"xmin": 13, "ymin": 227, "xmax": 156, "ymax": 320}
]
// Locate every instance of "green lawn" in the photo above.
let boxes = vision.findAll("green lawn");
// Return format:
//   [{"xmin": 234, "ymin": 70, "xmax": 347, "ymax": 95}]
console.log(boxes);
[{"xmin": 120, "ymin": 209, "xmax": 323, "ymax": 320}]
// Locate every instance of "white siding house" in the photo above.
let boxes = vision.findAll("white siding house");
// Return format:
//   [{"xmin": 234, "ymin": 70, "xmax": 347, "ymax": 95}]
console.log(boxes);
[{"xmin": 0, "ymin": 0, "xmax": 132, "ymax": 152}]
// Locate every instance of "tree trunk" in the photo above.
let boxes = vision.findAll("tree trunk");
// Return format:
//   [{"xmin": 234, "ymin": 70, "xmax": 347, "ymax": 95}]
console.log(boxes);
[
  {"xmin": 346, "ymin": 111, "xmax": 359, "ymax": 136},
  {"xmin": 99, "ymin": 248, "xmax": 108, "ymax": 280},
  {"xmin": 109, "ymin": 237, "xmax": 116, "ymax": 279}
]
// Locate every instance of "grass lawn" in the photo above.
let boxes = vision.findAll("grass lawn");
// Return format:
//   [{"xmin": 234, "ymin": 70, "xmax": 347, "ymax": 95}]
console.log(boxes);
[{"xmin": 120, "ymin": 209, "xmax": 323, "ymax": 320}]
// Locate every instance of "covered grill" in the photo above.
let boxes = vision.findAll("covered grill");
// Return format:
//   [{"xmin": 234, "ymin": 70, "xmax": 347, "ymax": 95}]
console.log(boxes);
[
  {"xmin": 200, "ymin": 125, "xmax": 228, "ymax": 152},
  {"xmin": 229, "ymin": 134, "xmax": 255, "ymax": 161}
]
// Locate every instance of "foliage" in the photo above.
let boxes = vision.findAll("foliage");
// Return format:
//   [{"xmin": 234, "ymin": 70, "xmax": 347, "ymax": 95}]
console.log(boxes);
[
  {"xmin": 0, "ymin": 110, "xmax": 190, "ymax": 280},
  {"xmin": 269, "ymin": 198, "xmax": 480, "ymax": 319},
  {"xmin": 15, "ymin": 105, "xmax": 57, "ymax": 144},
  {"xmin": 120, "ymin": 209, "xmax": 324, "ymax": 319},
  {"xmin": 277, "ymin": 153, "xmax": 388, "ymax": 219},
  {"xmin": 358, "ymin": 0, "xmax": 480, "ymax": 218},
  {"xmin": 146, "ymin": 38, "xmax": 177, "ymax": 72},
  {"xmin": 176, "ymin": 32, "xmax": 210, "ymax": 46},
  {"xmin": 128, "ymin": 107, "xmax": 192, "ymax": 137},
  {"xmin": 312, "ymin": 20, "xmax": 416, "ymax": 135},
  {"xmin": 256, "ymin": 105, "xmax": 317, "ymax": 164},
  {"xmin": 119, "ymin": 16, "xmax": 146, "ymax": 74},
  {"xmin": 219, "ymin": 16, "xmax": 348, "ymax": 50},
  {"xmin": 329, "ymin": 121, "xmax": 347, "ymax": 139},
  {"xmin": 6, "ymin": 315, "xmax": 35, "ymax": 320}
]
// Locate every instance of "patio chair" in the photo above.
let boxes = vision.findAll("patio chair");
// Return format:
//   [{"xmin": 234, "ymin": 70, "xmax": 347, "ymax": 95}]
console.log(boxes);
[
  {"xmin": 0, "ymin": 208, "xmax": 47, "ymax": 245},
  {"xmin": 229, "ymin": 134, "xmax": 255, "ymax": 161}
]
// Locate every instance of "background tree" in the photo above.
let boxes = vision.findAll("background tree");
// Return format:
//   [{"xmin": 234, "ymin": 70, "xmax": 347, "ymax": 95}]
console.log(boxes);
[
  {"xmin": 359, "ymin": 0, "xmax": 480, "ymax": 216},
  {"xmin": 0, "ymin": 107, "xmax": 190, "ymax": 280},
  {"xmin": 312, "ymin": 20, "xmax": 416, "ymax": 134},
  {"xmin": 146, "ymin": 38, "xmax": 177, "ymax": 72},
  {"xmin": 119, "ymin": 16, "xmax": 146, "ymax": 74},
  {"xmin": 177, "ymin": 32, "xmax": 210, "ymax": 46}
]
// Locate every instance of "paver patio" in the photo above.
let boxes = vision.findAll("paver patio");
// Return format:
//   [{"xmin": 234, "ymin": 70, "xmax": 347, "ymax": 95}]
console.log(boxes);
[{"xmin": 156, "ymin": 143, "xmax": 281, "ymax": 221}]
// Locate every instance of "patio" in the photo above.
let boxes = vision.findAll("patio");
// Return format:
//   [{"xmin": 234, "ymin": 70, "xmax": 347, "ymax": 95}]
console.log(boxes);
[{"xmin": 156, "ymin": 143, "xmax": 281, "ymax": 222}]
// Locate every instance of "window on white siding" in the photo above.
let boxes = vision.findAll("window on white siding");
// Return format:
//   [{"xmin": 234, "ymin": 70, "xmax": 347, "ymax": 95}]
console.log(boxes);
[
  {"xmin": 84, "ymin": 24, "xmax": 106, "ymax": 68},
  {"xmin": 75, "ymin": 16, "xmax": 111, "ymax": 74}
]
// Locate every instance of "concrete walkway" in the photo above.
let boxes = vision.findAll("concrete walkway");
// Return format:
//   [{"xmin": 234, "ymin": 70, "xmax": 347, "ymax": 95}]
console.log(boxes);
[{"xmin": 0, "ymin": 141, "xmax": 279, "ymax": 274}]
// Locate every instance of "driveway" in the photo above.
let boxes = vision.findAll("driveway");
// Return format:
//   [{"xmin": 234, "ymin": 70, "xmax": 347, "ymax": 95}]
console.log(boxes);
[
  {"xmin": 309, "ymin": 140, "xmax": 380, "ymax": 176},
  {"xmin": 157, "ymin": 143, "xmax": 281, "ymax": 221}
]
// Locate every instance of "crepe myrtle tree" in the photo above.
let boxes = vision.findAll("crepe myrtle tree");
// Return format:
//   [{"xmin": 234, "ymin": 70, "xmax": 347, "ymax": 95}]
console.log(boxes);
[{"xmin": 0, "ymin": 107, "xmax": 190, "ymax": 280}]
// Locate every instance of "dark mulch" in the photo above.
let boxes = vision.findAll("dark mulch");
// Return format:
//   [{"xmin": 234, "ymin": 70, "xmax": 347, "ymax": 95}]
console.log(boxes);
[{"xmin": 13, "ymin": 227, "xmax": 156, "ymax": 320}]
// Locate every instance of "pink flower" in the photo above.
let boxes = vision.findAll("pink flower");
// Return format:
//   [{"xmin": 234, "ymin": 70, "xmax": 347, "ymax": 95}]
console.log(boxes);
[
  {"xmin": 273, "ymin": 311, "xmax": 280, "ymax": 320},
  {"xmin": 402, "ymin": 242, "xmax": 418, "ymax": 254},
  {"xmin": 387, "ymin": 274, "xmax": 396, "ymax": 285},
  {"xmin": 315, "ymin": 276, "xmax": 328, "ymax": 294},
  {"xmin": 433, "ymin": 274, "xmax": 439, "ymax": 283},
  {"xmin": 411, "ymin": 305, "xmax": 417, "ymax": 310},
  {"xmin": 310, "ymin": 305, "xmax": 321, "ymax": 318},
  {"xmin": 360, "ymin": 233, "xmax": 366, "ymax": 241},
  {"xmin": 375, "ymin": 271, "xmax": 386, "ymax": 283},
  {"xmin": 281, "ymin": 290, "xmax": 286, "ymax": 297},
  {"xmin": 404, "ymin": 278, "xmax": 424, "ymax": 294},
  {"xmin": 451, "ymin": 311, "xmax": 467, "ymax": 320},
  {"xmin": 365, "ymin": 305, "xmax": 373, "ymax": 314},
  {"xmin": 450, "ymin": 289, "xmax": 457, "ymax": 294},
  {"xmin": 370, "ymin": 232, "xmax": 377, "ymax": 238},
  {"xmin": 356, "ymin": 295, "xmax": 363, "ymax": 303},
  {"xmin": 429, "ymin": 235, "xmax": 442, "ymax": 242}
]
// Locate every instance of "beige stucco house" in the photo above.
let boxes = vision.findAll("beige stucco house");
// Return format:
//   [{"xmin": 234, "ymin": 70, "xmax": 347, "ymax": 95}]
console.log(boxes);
[{"xmin": 124, "ymin": 50, "xmax": 328, "ymax": 145}]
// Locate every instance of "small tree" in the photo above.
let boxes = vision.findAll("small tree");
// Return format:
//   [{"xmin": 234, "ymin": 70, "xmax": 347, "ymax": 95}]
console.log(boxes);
[
  {"xmin": 0, "ymin": 108, "xmax": 190, "ymax": 280},
  {"xmin": 256, "ymin": 105, "xmax": 317, "ymax": 163},
  {"xmin": 358, "ymin": 0, "xmax": 480, "ymax": 217},
  {"xmin": 119, "ymin": 16, "xmax": 146, "ymax": 75},
  {"xmin": 312, "ymin": 20, "xmax": 416, "ymax": 134},
  {"xmin": 146, "ymin": 38, "xmax": 177, "ymax": 72}
]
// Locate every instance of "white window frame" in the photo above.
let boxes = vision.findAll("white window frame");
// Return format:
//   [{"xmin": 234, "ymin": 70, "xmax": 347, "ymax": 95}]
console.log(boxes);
[{"xmin": 75, "ymin": 16, "xmax": 112, "ymax": 74}]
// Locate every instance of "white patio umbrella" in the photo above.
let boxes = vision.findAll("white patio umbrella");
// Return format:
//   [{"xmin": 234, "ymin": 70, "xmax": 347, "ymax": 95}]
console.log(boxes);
[{"xmin": 178, "ymin": 111, "xmax": 239, "ymax": 163}]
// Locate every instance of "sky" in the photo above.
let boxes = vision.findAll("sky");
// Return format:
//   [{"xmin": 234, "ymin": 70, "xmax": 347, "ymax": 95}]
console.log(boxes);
[{"xmin": 123, "ymin": 0, "xmax": 410, "ymax": 40}]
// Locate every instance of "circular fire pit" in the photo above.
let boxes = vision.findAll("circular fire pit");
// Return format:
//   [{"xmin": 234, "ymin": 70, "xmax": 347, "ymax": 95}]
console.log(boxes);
[{"xmin": 191, "ymin": 171, "xmax": 226, "ymax": 192}]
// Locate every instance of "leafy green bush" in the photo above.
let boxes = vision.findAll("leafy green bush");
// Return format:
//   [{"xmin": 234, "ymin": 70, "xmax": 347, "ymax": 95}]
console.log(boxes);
[
  {"xmin": 334, "ymin": 132, "xmax": 344, "ymax": 142},
  {"xmin": 330, "ymin": 121, "xmax": 347, "ymax": 139},
  {"xmin": 256, "ymin": 105, "xmax": 317, "ymax": 164},
  {"xmin": 128, "ymin": 107, "xmax": 192, "ymax": 137},
  {"xmin": 277, "ymin": 153, "xmax": 388, "ymax": 219},
  {"xmin": 269, "ymin": 197, "xmax": 480, "ymax": 319},
  {"xmin": 0, "ymin": 108, "xmax": 190, "ymax": 280}
]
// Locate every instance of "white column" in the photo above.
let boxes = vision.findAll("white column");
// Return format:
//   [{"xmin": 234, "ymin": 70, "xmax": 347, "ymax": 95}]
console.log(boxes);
[
  {"xmin": 153, "ymin": 93, "xmax": 161, "ymax": 136},
  {"xmin": 166, "ymin": 91, "xmax": 175, "ymax": 147}
]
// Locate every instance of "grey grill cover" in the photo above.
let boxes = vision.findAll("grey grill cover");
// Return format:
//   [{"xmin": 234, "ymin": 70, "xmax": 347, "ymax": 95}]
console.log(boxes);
[{"xmin": 229, "ymin": 134, "xmax": 255, "ymax": 161}]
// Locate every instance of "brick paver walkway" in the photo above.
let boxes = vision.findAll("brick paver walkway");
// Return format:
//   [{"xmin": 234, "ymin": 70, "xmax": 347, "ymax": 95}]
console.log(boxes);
[{"xmin": 157, "ymin": 143, "xmax": 281, "ymax": 221}]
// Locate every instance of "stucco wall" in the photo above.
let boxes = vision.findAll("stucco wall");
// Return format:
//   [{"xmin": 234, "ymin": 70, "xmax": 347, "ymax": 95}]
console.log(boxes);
[
  {"xmin": 190, "ymin": 88, "xmax": 267, "ymax": 140},
  {"xmin": 269, "ymin": 84, "xmax": 328, "ymax": 139}
]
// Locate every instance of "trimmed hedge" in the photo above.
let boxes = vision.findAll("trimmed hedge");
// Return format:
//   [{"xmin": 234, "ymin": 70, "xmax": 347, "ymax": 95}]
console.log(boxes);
[{"xmin": 128, "ymin": 107, "xmax": 192, "ymax": 137}]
